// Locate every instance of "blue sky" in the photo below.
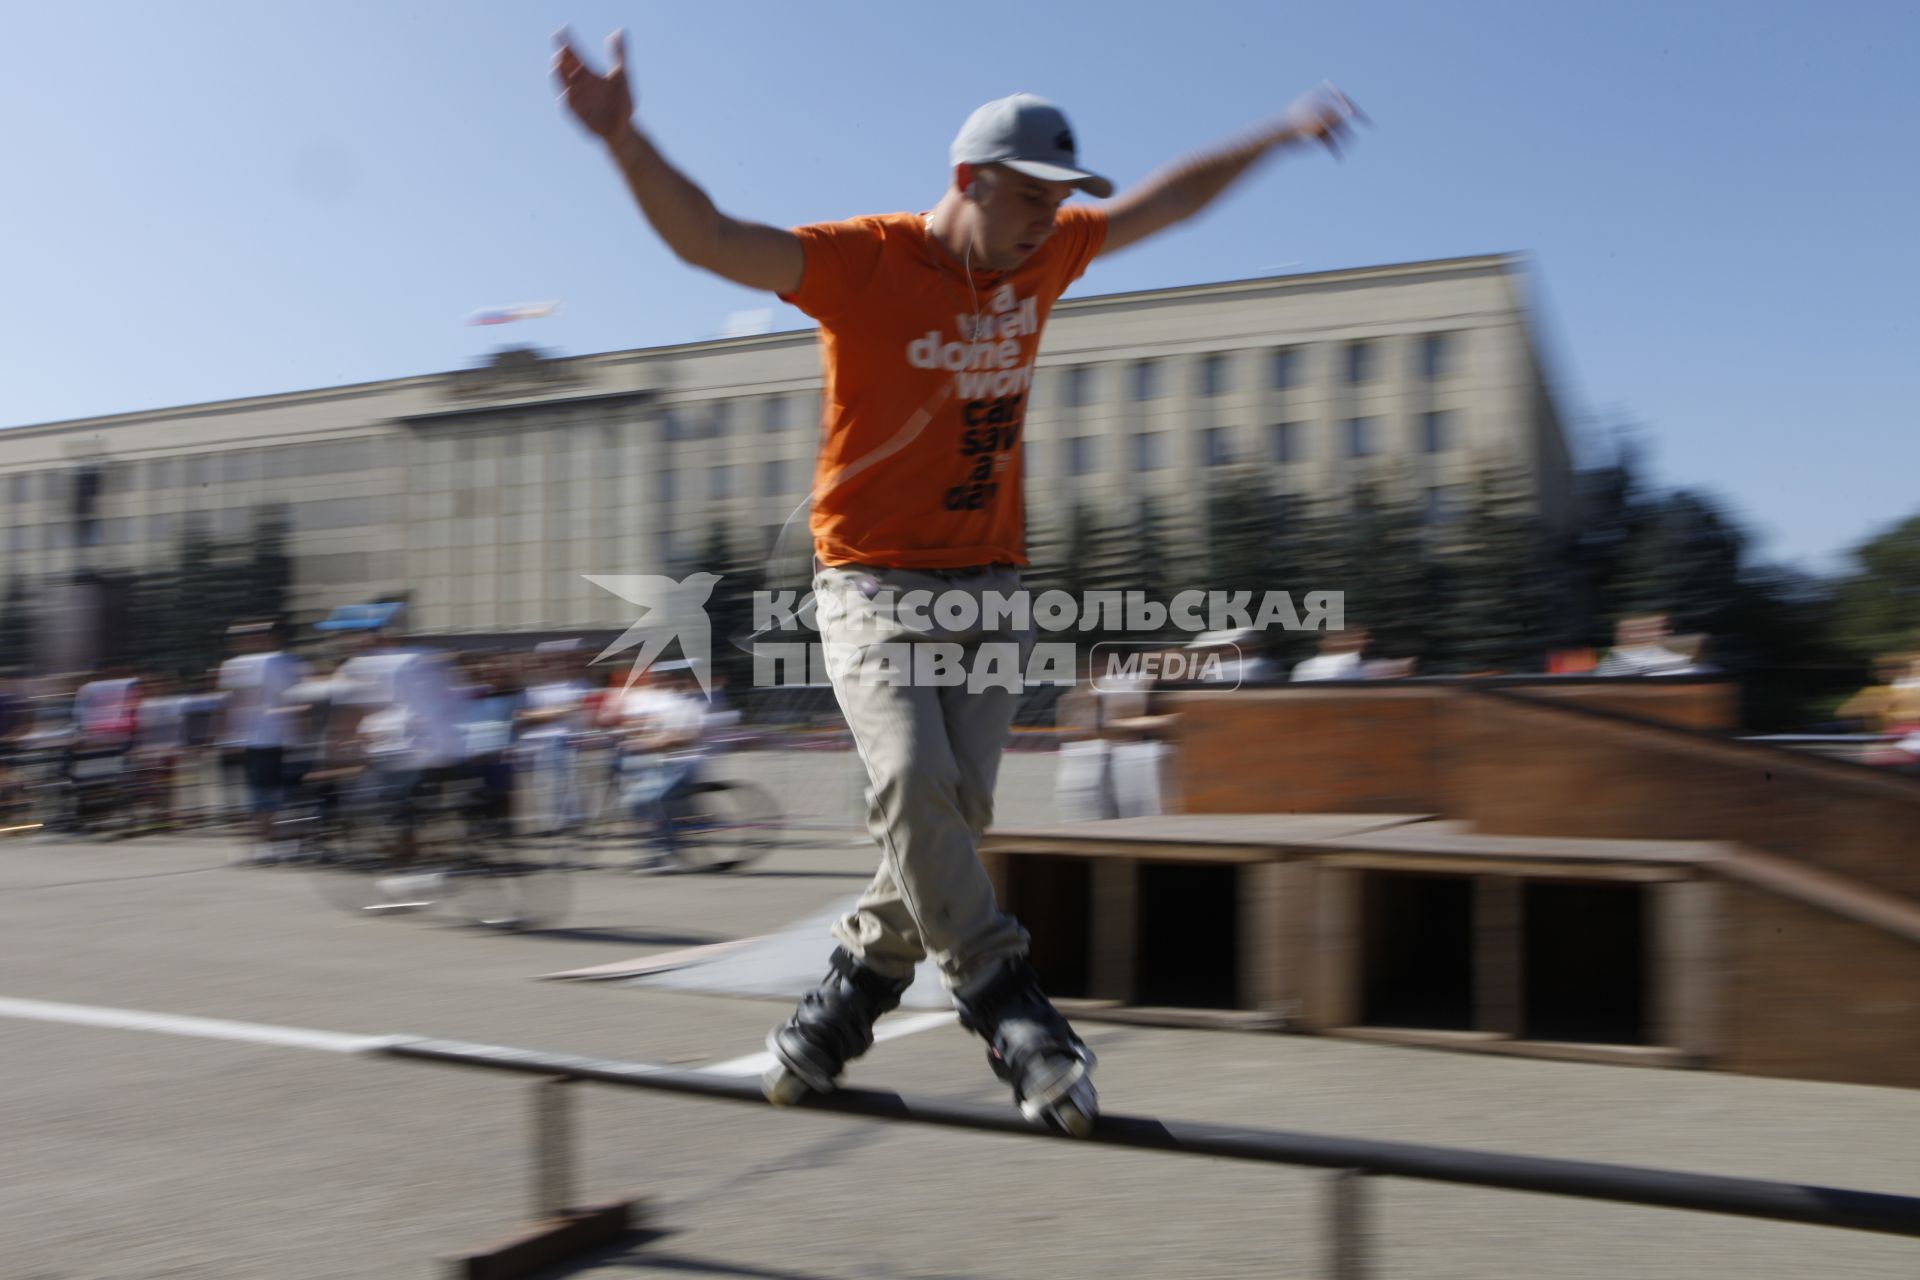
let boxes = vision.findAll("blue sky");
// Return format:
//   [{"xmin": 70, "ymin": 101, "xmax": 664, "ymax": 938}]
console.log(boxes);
[{"xmin": 3, "ymin": 2, "xmax": 1915, "ymax": 572}]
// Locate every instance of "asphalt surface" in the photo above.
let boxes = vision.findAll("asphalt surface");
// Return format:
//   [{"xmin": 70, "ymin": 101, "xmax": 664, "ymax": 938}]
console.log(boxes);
[{"xmin": 4, "ymin": 749, "xmax": 1919, "ymax": 1279}]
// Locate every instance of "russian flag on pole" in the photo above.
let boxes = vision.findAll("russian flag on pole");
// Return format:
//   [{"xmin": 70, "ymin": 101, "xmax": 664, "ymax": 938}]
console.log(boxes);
[{"xmin": 467, "ymin": 300, "xmax": 559, "ymax": 326}]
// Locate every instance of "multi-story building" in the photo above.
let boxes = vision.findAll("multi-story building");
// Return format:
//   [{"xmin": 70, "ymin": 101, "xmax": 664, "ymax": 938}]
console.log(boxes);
[{"xmin": 0, "ymin": 253, "xmax": 1570, "ymax": 653}]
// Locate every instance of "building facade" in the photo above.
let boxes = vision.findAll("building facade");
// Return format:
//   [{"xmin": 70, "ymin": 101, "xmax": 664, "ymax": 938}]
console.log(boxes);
[{"xmin": 0, "ymin": 253, "xmax": 1570, "ymax": 650}]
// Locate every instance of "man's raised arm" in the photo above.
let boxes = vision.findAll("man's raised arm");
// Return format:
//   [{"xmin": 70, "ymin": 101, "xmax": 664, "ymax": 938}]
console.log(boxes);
[
  {"xmin": 554, "ymin": 29, "xmax": 803, "ymax": 296},
  {"xmin": 1100, "ymin": 84, "xmax": 1369, "ymax": 257}
]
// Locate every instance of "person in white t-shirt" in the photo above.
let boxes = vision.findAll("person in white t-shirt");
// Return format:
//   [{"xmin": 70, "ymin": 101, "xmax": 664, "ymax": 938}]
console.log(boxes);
[
  {"xmin": 324, "ymin": 610, "xmax": 465, "ymax": 862},
  {"xmin": 1593, "ymin": 614, "xmax": 1714, "ymax": 678},
  {"xmin": 612, "ymin": 662, "xmax": 709, "ymax": 869},
  {"xmin": 216, "ymin": 621, "xmax": 309, "ymax": 863},
  {"xmin": 1290, "ymin": 627, "xmax": 1370, "ymax": 682},
  {"xmin": 516, "ymin": 639, "xmax": 591, "ymax": 835}
]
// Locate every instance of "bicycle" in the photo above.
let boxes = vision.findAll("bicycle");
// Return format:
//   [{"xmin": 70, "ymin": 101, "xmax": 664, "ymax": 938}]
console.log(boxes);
[
  {"xmin": 584, "ymin": 743, "xmax": 784, "ymax": 873},
  {"xmin": 297, "ymin": 759, "xmax": 571, "ymax": 930}
]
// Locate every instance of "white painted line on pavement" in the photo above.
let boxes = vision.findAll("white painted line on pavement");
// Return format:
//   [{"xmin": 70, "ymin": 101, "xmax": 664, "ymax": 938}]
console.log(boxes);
[
  {"xmin": 0, "ymin": 994, "xmax": 957, "ymax": 1079},
  {"xmin": 702, "ymin": 1009, "xmax": 958, "ymax": 1077},
  {"xmin": 0, "ymin": 996, "xmax": 397, "ymax": 1054}
]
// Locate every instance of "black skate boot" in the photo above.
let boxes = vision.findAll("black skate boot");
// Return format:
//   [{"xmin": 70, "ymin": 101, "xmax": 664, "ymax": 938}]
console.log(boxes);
[
  {"xmin": 762, "ymin": 947, "xmax": 913, "ymax": 1105},
  {"xmin": 952, "ymin": 958, "xmax": 1098, "ymax": 1136}
]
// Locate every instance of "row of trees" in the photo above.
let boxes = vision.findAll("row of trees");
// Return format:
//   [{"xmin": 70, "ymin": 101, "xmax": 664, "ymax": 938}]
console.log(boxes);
[{"xmin": 684, "ymin": 447, "xmax": 1918, "ymax": 729}]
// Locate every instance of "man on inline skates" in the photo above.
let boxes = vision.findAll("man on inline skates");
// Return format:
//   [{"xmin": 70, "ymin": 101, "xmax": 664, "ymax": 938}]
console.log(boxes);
[{"xmin": 555, "ymin": 27, "xmax": 1364, "ymax": 1131}]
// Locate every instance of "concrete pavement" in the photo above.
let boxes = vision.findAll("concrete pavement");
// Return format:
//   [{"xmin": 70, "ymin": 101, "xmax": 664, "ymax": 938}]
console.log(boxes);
[{"xmin": 3, "ymin": 750, "xmax": 1918, "ymax": 1278}]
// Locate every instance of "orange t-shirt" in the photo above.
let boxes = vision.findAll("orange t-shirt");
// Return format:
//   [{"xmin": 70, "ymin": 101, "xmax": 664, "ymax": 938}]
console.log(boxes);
[{"xmin": 780, "ymin": 206, "xmax": 1107, "ymax": 569}]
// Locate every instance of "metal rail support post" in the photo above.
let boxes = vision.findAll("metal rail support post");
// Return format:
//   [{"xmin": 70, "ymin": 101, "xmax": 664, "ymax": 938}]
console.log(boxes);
[
  {"xmin": 1327, "ymin": 1168, "xmax": 1371, "ymax": 1280},
  {"xmin": 532, "ymin": 1077, "xmax": 577, "ymax": 1222}
]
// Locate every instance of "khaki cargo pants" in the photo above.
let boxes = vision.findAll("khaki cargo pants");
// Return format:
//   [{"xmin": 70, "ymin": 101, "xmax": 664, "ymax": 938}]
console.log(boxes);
[{"xmin": 816, "ymin": 563, "xmax": 1033, "ymax": 986}]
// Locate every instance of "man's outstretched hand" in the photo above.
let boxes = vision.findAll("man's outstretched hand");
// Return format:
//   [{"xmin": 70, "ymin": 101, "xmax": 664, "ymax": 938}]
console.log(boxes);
[
  {"xmin": 1277, "ymin": 82, "xmax": 1371, "ymax": 159},
  {"xmin": 554, "ymin": 27, "xmax": 634, "ymax": 142}
]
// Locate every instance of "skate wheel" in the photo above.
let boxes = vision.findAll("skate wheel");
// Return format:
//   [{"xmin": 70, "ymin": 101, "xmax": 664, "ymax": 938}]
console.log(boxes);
[
  {"xmin": 1051, "ymin": 1096, "xmax": 1096, "ymax": 1138},
  {"xmin": 1020, "ymin": 1078, "xmax": 1098, "ymax": 1137},
  {"xmin": 761, "ymin": 1063, "xmax": 812, "ymax": 1107}
]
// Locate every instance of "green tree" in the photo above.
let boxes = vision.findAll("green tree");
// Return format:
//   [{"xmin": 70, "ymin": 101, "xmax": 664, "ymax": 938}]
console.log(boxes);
[
  {"xmin": 1431, "ymin": 465, "xmax": 1560, "ymax": 673},
  {"xmin": 1329, "ymin": 475, "xmax": 1439, "ymax": 667},
  {"xmin": 691, "ymin": 517, "xmax": 756, "ymax": 695},
  {"xmin": 1567, "ymin": 432, "xmax": 1656, "ymax": 648},
  {"xmin": 1833, "ymin": 512, "xmax": 1920, "ymax": 659},
  {"xmin": 1717, "ymin": 563, "xmax": 1852, "ymax": 730},
  {"xmin": 244, "ymin": 504, "xmax": 294, "ymax": 628},
  {"xmin": 1614, "ymin": 488, "xmax": 1748, "ymax": 641},
  {"xmin": 1127, "ymin": 494, "xmax": 1177, "ymax": 630}
]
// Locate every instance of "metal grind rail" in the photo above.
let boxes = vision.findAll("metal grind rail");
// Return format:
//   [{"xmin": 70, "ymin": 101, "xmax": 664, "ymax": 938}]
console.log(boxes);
[{"xmin": 380, "ymin": 1036, "xmax": 1920, "ymax": 1279}]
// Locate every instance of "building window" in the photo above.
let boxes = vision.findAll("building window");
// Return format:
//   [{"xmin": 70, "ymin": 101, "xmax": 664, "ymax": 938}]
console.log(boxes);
[
  {"xmin": 1067, "ymin": 437, "xmax": 1097, "ymax": 476},
  {"xmin": 1345, "ymin": 342, "xmax": 1371, "ymax": 385},
  {"xmin": 338, "ymin": 439, "xmax": 374, "ymax": 473},
  {"xmin": 763, "ymin": 396, "xmax": 786, "ymax": 433},
  {"xmin": 1132, "ymin": 360, "xmax": 1160, "ymax": 400},
  {"xmin": 1201, "ymin": 353, "xmax": 1231, "ymax": 396},
  {"xmin": 1420, "ymin": 333, "xmax": 1449, "ymax": 380},
  {"xmin": 185, "ymin": 456, "xmax": 212, "ymax": 489},
  {"xmin": 762, "ymin": 458, "xmax": 786, "ymax": 497},
  {"xmin": 711, "ymin": 465, "xmax": 736, "ymax": 501},
  {"xmin": 1131, "ymin": 432, "xmax": 1166, "ymax": 471},
  {"xmin": 656, "ymin": 469, "xmax": 676, "ymax": 504},
  {"xmin": 1420, "ymin": 410, "xmax": 1453, "ymax": 454},
  {"xmin": 1065, "ymin": 365, "xmax": 1095, "ymax": 408},
  {"xmin": 1271, "ymin": 348, "xmax": 1298, "ymax": 390},
  {"xmin": 1202, "ymin": 427, "xmax": 1234, "ymax": 467},
  {"xmin": 710, "ymin": 401, "xmax": 731, "ymax": 437},
  {"xmin": 1345, "ymin": 417, "xmax": 1375, "ymax": 458},
  {"xmin": 11, "ymin": 474, "xmax": 29, "ymax": 503},
  {"xmin": 44, "ymin": 472, "xmax": 65, "ymax": 501},
  {"xmin": 293, "ymin": 497, "xmax": 370, "ymax": 532},
  {"xmin": 1271, "ymin": 422, "xmax": 1305, "ymax": 465}
]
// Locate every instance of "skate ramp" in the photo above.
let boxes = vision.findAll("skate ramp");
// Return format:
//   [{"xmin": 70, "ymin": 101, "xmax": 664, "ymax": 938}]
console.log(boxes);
[
  {"xmin": 1165, "ymin": 680, "xmax": 1920, "ymax": 908},
  {"xmin": 545, "ymin": 898, "xmax": 953, "ymax": 1009}
]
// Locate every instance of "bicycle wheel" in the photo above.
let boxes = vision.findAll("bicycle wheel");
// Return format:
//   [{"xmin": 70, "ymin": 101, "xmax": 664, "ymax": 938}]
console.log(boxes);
[
  {"xmin": 670, "ymin": 779, "xmax": 783, "ymax": 872},
  {"xmin": 444, "ymin": 825, "xmax": 572, "ymax": 930},
  {"xmin": 571, "ymin": 750, "xmax": 636, "ymax": 865},
  {"xmin": 305, "ymin": 776, "xmax": 452, "ymax": 917},
  {"xmin": 306, "ymin": 833, "xmax": 419, "ymax": 915}
]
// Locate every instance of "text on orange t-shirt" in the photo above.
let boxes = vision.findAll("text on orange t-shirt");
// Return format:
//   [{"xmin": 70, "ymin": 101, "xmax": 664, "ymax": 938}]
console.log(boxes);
[{"xmin": 780, "ymin": 206, "xmax": 1106, "ymax": 569}]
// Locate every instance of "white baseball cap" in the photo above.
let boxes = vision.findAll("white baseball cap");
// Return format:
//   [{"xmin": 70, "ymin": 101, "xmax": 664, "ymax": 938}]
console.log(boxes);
[{"xmin": 950, "ymin": 93, "xmax": 1113, "ymax": 198}]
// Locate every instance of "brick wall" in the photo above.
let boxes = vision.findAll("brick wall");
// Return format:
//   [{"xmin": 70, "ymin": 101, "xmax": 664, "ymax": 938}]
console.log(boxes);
[
  {"xmin": 1719, "ymin": 883, "xmax": 1920, "ymax": 1088},
  {"xmin": 1164, "ymin": 686, "xmax": 1449, "ymax": 815},
  {"xmin": 1448, "ymin": 692, "xmax": 1920, "ymax": 903}
]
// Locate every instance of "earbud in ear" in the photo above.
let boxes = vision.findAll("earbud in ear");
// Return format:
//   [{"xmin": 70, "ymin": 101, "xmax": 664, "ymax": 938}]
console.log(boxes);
[{"xmin": 965, "ymin": 180, "xmax": 979, "ymax": 202}]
